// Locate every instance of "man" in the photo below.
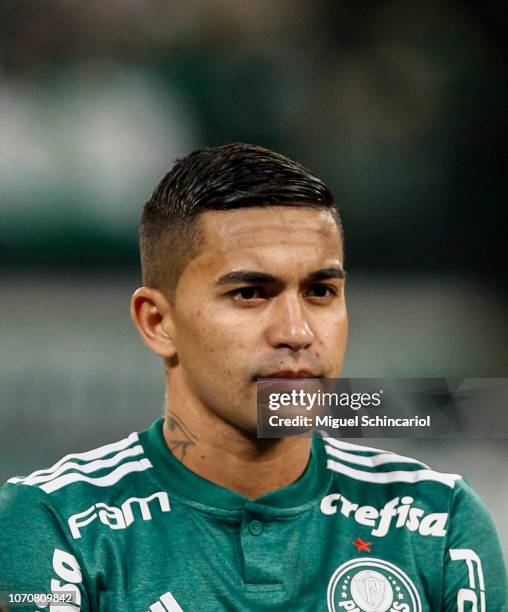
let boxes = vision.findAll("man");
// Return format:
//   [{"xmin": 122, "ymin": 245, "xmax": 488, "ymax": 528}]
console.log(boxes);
[{"xmin": 0, "ymin": 144, "xmax": 506, "ymax": 611}]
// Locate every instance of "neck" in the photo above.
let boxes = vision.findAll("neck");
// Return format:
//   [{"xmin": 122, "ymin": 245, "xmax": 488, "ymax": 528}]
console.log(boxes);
[{"xmin": 161, "ymin": 374, "xmax": 312, "ymax": 500}]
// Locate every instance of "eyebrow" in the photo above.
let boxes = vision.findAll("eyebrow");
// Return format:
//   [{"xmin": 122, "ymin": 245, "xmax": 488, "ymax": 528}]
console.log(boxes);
[{"xmin": 216, "ymin": 267, "xmax": 346, "ymax": 286}]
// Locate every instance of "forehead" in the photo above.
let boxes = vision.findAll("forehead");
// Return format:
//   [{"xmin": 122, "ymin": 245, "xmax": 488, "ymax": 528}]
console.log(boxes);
[{"xmin": 193, "ymin": 206, "xmax": 343, "ymax": 276}]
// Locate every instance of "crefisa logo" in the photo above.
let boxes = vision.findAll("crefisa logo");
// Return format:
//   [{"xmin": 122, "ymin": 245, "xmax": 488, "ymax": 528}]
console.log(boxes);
[{"xmin": 327, "ymin": 558, "xmax": 422, "ymax": 612}]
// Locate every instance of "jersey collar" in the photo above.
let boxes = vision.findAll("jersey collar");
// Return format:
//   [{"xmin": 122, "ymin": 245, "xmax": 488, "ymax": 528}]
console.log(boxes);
[{"xmin": 140, "ymin": 416, "xmax": 331, "ymax": 515}]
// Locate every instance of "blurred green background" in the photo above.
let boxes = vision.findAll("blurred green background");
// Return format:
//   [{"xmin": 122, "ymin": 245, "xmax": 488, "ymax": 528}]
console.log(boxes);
[{"xmin": 1, "ymin": 1, "xmax": 507, "ymax": 551}]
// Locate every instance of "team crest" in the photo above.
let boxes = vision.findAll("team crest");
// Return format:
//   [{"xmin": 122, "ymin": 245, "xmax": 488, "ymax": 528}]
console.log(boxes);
[{"xmin": 327, "ymin": 558, "xmax": 422, "ymax": 612}]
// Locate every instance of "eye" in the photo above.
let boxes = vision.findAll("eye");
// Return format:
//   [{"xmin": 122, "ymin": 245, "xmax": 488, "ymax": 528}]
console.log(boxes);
[
  {"xmin": 230, "ymin": 286, "xmax": 266, "ymax": 302},
  {"xmin": 304, "ymin": 284, "xmax": 338, "ymax": 301}
]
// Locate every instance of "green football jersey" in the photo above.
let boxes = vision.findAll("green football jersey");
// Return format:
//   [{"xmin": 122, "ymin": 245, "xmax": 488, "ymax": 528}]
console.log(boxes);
[{"xmin": 0, "ymin": 417, "xmax": 506, "ymax": 611}]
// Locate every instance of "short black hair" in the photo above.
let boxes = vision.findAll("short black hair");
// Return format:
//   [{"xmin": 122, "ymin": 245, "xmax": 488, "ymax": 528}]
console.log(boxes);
[{"xmin": 140, "ymin": 143, "xmax": 341, "ymax": 298}]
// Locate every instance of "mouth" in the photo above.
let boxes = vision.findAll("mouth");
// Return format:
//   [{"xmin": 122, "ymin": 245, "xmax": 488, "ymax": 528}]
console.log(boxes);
[{"xmin": 257, "ymin": 370, "xmax": 321, "ymax": 379}]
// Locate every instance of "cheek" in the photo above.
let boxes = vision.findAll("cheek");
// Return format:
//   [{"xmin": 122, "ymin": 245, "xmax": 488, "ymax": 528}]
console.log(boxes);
[
  {"xmin": 319, "ymin": 309, "xmax": 348, "ymax": 354},
  {"xmin": 177, "ymin": 310, "xmax": 250, "ymax": 372},
  {"xmin": 324, "ymin": 302, "xmax": 347, "ymax": 330}
]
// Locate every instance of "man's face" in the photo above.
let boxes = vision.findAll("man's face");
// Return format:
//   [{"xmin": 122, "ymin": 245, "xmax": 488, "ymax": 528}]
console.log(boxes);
[{"xmin": 169, "ymin": 206, "xmax": 348, "ymax": 433}]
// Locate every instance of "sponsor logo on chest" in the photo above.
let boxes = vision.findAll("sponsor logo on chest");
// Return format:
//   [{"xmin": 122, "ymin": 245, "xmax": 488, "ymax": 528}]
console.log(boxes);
[
  {"xmin": 68, "ymin": 491, "xmax": 170, "ymax": 539},
  {"xmin": 320, "ymin": 492, "xmax": 448, "ymax": 537}
]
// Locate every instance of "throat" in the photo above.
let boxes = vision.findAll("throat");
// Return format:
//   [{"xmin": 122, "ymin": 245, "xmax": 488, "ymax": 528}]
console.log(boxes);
[{"xmin": 162, "ymin": 416, "xmax": 312, "ymax": 500}]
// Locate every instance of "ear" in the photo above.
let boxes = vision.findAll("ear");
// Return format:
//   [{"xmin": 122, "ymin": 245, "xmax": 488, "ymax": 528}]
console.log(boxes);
[{"xmin": 130, "ymin": 287, "xmax": 177, "ymax": 359}]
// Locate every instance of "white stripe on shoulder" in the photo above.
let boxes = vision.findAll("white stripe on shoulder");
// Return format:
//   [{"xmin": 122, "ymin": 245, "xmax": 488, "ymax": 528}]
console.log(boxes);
[
  {"xmin": 20, "ymin": 445, "xmax": 145, "ymax": 486},
  {"xmin": 8, "ymin": 432, "xmax": 139, "ymax": 484},
  {"xmin": 320, "ymin": 433, "xmax": 391, "ymax": 454},
  {"xmin": 326, "ymin": 458, "xmax": 462, "ymax": 488},
  {"xmin": 37, "ymin": 458, "xmax": 153, "ymax": 494},
  {"xmin": 324, "ymin": 443, "xmax": 429, "ymax": 469}
]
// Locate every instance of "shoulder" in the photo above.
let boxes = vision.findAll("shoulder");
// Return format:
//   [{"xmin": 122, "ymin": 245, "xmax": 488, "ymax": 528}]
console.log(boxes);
[
  {"xmin": 1, "ymin": 429, "xmax": 154, "ymax": 516},
  {"xmin": 316, "ymin": 434, "xmax": 475, "ymax": 539},
  {"xmin": 318, "ymin": 434, "xmax": 465, "ymax": 518},
  {"xmin": 320, "ymin": 434, "xmax": 462, "ymax": 489}
]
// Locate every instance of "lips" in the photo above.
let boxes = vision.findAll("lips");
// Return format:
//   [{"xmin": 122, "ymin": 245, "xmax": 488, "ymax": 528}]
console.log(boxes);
[{"xmin": 259, "ymin": 370, "xmax": 320, "ymax": 379}]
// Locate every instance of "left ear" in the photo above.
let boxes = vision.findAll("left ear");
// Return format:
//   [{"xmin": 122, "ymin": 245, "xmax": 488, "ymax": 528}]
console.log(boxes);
[{"xmin": 130, "ymin": 287, "xmax": 177, "ymax": 359}]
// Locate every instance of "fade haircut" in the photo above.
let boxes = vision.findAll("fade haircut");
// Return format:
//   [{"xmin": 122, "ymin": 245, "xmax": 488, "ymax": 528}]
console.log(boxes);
[{"xmin": 140, "ymin": 143, "xmax": 341, "ymax": 299}]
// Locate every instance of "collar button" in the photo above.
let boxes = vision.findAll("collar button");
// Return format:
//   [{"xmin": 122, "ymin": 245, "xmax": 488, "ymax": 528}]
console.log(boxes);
[{"xmin": 248, "ymin": 519, "xmax": 264, "ymax": 536}]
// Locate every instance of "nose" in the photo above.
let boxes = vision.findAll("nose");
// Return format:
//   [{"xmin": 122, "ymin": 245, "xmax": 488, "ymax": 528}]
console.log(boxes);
[{"xmin": 265, "ymin": 292, "xmax": 314, "ymax": 351}]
